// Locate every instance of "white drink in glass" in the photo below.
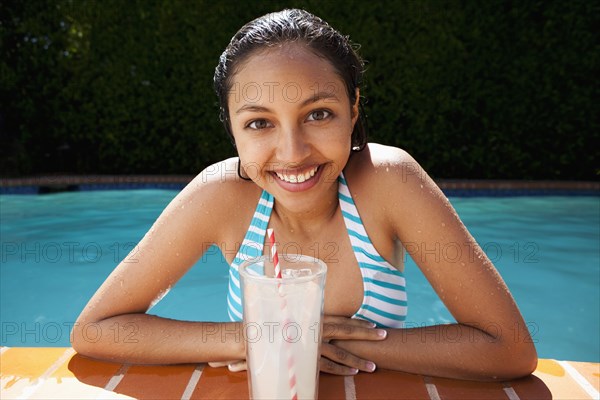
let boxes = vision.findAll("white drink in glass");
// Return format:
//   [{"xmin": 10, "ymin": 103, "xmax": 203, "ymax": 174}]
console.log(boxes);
[{"xmin": 240, "ymin": 255, "xmax": 327, "ymax": 400}]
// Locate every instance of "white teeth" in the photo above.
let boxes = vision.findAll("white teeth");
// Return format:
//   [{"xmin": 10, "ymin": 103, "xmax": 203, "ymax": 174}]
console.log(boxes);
[{"xmin": 275, "ymin": 166, "xmax": 318, "ymax": 183}]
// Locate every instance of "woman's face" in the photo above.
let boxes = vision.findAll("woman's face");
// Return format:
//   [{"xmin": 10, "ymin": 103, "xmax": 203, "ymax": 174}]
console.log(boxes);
[{"xmin": 228, "ymin": 43, "xmax": 359, "ymax": 212}]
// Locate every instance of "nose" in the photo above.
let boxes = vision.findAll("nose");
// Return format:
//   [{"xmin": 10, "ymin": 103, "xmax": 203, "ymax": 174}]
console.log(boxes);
[{"xmin": 275, "ymin": 125, "xmax": 311, "ymax": 166}]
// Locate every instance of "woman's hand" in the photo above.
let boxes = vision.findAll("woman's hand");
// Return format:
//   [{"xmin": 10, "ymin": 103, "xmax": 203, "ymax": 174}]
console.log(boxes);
[
  {"xmin": 320, "ymin": 315, "xmax": 387, "ymax": 375},
  {"xmin": 207, "ymin": 316, "xmax": 386, "ymax": 375}
]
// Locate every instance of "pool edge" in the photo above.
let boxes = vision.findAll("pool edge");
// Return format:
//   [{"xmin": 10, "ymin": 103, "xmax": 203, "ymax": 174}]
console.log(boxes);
[{"xmin": 1, "ymin": 176, "xmax": 598, "ymax": 196}]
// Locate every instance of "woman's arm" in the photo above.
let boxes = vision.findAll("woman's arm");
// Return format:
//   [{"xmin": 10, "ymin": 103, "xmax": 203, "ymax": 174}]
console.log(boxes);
[
  {"xmin": 72, "ymin": 315, "xmax": 245, "ymax": 364},
  {"xmin": 339, "ymin": 145, "xmax": 537, "ymax": 380},
  {"xmin": 72, "ymin": 160, "xmax": 246, "ymax": 364},
  {"xmin": 334, "ymin": 321, "xmax": 535, "ymax": 381}
]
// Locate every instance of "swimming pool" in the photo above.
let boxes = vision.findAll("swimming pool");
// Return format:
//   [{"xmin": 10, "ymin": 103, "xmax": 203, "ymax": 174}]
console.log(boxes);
[{"xmin": 1, "ymin": 190, "xmax": 598, "ymax": 362}]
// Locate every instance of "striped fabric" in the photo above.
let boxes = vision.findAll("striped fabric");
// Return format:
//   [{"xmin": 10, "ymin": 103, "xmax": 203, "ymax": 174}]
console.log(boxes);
[
  {"xmin": 227, "ymin": 190, "xmax": 274, "ymax": 321},
  {"xmin": 338, "ymin": 173, "xmax": 407, "ymax": 328},
  {"xmin": 227, "ymin": 172, "xmax": 407, "ymax": 328}
]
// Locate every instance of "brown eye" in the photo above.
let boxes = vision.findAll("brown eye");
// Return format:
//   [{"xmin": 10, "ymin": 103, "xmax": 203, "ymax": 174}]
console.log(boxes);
[
  {"xmin": 247, "ymin": 119, "xmax": 271, "ymax": 130},
  {"xmin": 307, "ymin": 110, "xmax": 331, "ymax": 121}
]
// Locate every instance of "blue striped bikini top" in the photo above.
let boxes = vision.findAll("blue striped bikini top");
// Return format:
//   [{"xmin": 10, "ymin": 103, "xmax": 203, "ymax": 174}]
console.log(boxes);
[{"xmin": 227, "ymin": 172, "xmax": 407, "ymax": 328}]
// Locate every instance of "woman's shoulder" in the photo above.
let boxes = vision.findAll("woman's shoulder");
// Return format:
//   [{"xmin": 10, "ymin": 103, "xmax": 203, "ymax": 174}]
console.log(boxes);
[
  {"xmin": 346, "ymin": 143, "xmax": 418, "ymax": 184},
  {"xmin": 179, "ymin": 158, "xmax": 262, "ymax": 217},
  {"xmin": 189, "ymin": 157, "xmax": 261, "ymax": 193},
  {"xmin": 345, "ymin": 142, "xmax": 435, "ymax": 210},
  {"xmin": 164, "ymin": 158, "xmax": 262, "ymax": 245}
]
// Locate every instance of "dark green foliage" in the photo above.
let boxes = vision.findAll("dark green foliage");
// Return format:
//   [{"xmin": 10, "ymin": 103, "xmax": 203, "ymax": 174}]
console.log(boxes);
[{"xmin": 1, "ymin": 0, "xmax": 598, "ymax": 178}]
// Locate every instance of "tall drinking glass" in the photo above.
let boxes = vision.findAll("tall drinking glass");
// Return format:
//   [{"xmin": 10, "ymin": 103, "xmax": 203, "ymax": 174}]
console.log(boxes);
[{"xmin": 239, "ymin": 254, "xmax": 327, "ymax": 400}]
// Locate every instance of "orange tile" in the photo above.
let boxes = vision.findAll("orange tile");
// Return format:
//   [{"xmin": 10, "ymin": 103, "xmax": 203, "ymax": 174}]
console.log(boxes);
[
  {"xmin": 1, "ymin": 350, "xmax": 598, "ymax": 400},
  {"xmin": 354, "ymin": 369, "xmax": 429, "ymax": 399},
  {"xmin": 428, "ymin": 375, "xmax": 507, "ymax": 399},
  {"xmin": 536, "ymin": 358, "xmax": 566, "ymax": 376},
  {"xmin": 112, "ymin": 364, "xmax": 196, "ymax": 399},
  {"xmin": 318, "ymin": 373, "xmax": 346, "ymax": 399},
  {"xmin": 510, "ymin": 374, "xmax": 553, "ymax": 400},
  {"xmin": 66, "ymin": 353, "xmax": 124, "ymax": 388},
  {"xmin": 193, "ymin": 365, "xmax": 249, "ymax": 400},
  {"xmin": 530, "ymin": 359, "xmax": 593, "ymax": 399},
  {"xmin": 0, "ymin": 347, "xmax": 68, "ymax": 398},
  {"xmin": 50, "ymin": 353, "xmax": 78, "ymax": 380},
  {"xmin": 0, "ymin": 347, "xmax": 66, "ymax": 379},
  {"xmin": 567, "ymin": 360, "xmax": 600, "ymax": 392}
]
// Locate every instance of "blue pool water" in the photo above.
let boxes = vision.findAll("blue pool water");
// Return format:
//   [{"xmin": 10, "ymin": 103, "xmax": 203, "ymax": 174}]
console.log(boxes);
[{"xmin": 1, "ymin": 190, "xmax": 598, "ymax": 362}]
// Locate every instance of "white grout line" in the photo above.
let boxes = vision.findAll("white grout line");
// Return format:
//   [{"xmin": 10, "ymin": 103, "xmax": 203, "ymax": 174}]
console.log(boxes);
[
  {"xmin": 558, "ymin": 360, "xmax": 600, "ymax": 400},
  {"xmin": 423, "ymin": 376, "xmax": 441, "ymax": 400},
  {"xmin": 0, "ymin": 346, "xmax": 10, "ymax": 355},
  {"xmin": 503, "ymin": 383, "xmax": 521, "ymax": 400},
  {"xmin": 102, "ymin": 363, "xmax": 130, "ymax": 393},
  {"xmin": 20, "ymin": 348, "xmax": 76, "ymax": 399},
  {"xmin": 180, "ymin": 364, "xmax": 204, "ymax": 400},
  {"xmin": 344, "ymin": 375, "xmax": 357, "ymax": 400}
]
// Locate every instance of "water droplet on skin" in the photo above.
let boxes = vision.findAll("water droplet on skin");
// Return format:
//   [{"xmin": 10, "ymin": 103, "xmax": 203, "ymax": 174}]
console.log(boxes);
[
  {"xmin": 460, "ymin": 262, "xmax": 465, "ymax": 267},
  {"xmin": 181, "ymin": 205, "xmax": 185, "ymax": 209},
  {"xmin": 441, "ymin": 222, "xmax": 446, "ymax": 227},
  {"xmin": 420, "ymin": 184, "xmax": 424, "ymax": 189},
  {"xmin": 386, "ymin": 167, "xmax": 389, "ymax": 172},
  {"xmin": 175, "ymin": 252, "xmax": 180, "ymax": 257}
]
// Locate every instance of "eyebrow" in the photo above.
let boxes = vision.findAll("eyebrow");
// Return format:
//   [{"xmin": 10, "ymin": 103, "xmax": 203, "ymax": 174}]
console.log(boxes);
[
  {"xmin": 235, "ymin": 91, "xmax": 340, "ymax": 114},
  {"xmin": 301, "ymin": 91, "xmax": 340, "ymax": 106},
  {"xmin": 235, "ymin": 105, "xmax": 270, "ymax": 114}
]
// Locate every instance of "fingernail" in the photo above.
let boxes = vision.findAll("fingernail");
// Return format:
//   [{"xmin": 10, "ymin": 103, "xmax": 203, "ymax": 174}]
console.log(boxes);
[
  {"xmin": 366, "ymin": 361, "xmax": 376, "ymax": 372},
  {"xmin": 377, "ymin": 329, "xmax": 387, "ymax": 338},
  {"xmin": 350, "ymin": 368, "xmax": 359, "ymax": 375},
  {"xmin": 369, "ymin": 322, "xmax": 377, "ymax": 328}
]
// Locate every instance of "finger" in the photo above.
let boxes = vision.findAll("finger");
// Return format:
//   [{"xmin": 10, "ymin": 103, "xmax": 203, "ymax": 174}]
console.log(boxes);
[
  {"xmin": 228, "ymin": 360, "xmax": 247, "ymax": 372},
  {"xmin": 322, "ymin": 322, "xmax": 387, "ymax": 341},
  {"xmin": 208, "ymin": 361, "xmax": 234, "ymax": 368},
  {"xmin": 324, "ymin": 315, "xmax": 377, "ymax": 329},
  {"xmin": 319, "ymin": 357, "xmax": 358, "ymax": 375},
  {"xmin": 320, "ymin": 343, "xmax": 377, "ymax": 374}
]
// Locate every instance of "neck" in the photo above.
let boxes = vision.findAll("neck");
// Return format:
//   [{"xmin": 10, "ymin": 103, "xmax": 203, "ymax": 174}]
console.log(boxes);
[{"xmin": 272, "ymin": 182, "xmax": 339, "ymax": 238}]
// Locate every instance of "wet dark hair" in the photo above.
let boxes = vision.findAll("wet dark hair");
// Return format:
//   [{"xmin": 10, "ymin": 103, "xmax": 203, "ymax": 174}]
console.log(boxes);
[{"xmin": 213, "ymin": 8, "xmax": 367, "ymax": 152}]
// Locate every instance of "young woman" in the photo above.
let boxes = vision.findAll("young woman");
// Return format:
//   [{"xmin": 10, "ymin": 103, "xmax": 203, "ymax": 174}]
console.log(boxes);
[{"xmin": 72, "ymin": 9, "xmax": 537, "ymax": 380}]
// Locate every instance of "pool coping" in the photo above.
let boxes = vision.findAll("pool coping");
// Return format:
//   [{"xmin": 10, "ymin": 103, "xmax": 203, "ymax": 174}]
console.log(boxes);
[
  {"xmin": 1, "ymin": 347, "xmax": 599, "ymax": 400},
  {"xmin": 1, "ymin": 175, "xmax": 598, "ymax": 196}
]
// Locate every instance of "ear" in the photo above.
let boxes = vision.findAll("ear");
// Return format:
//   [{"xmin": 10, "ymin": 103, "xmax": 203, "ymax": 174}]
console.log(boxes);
[{"xmin": 351, "ymin": 88, "xmax": 360, "ymax": 128}]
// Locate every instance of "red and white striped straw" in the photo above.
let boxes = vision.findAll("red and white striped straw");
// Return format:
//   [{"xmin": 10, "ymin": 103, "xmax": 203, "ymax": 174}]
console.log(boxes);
[
  {"xmin": 268, "ymin": 228, "xmax": 281, "ymax": 279},
  {"xmin": 266, "ymin": 228, "xmax": 298, "ymax": 400}
]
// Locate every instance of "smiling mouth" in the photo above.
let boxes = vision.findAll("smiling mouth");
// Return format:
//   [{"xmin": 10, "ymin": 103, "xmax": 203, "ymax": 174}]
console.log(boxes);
[{"xmin": 274, "ymin": 165, "xmax": 319, "ymax": 183}]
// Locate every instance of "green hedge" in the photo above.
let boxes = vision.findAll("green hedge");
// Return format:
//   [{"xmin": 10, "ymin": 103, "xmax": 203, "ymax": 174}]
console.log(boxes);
[{"xmin": 1, "ymin": 0, "xmax": 598, "ymax": 179}]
